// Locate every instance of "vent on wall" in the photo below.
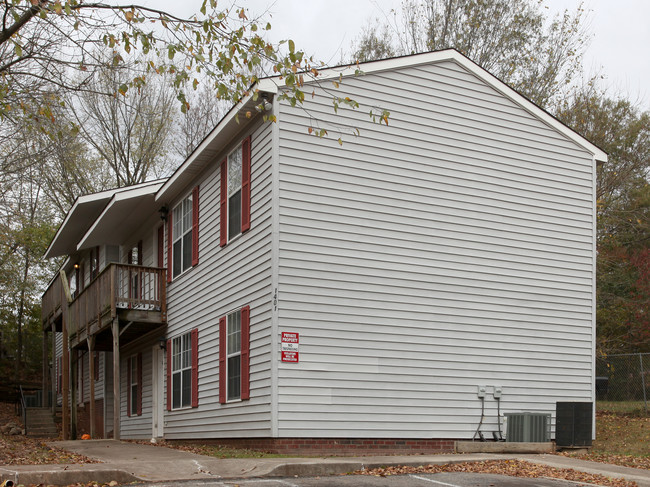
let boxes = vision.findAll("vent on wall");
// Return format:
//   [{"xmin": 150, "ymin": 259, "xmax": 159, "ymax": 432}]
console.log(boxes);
[{"xmin": 505, "ymin": 413, "xmax": 551, "ymax": 442}]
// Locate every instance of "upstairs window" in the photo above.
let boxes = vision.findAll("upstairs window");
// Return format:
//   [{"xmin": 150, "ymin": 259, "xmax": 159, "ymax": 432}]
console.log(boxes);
[
  {"xmin": 172, "ymin": 195, "xmax": 192, "ymax": 278},
  {"xmin": 167, "ymin": 186, "xmax": 199, "ymax": 282},
  {"xmin": 227, "ymin": 147, "xmax": 242, "ymax": 241},
  {"xmin": 220, "ymin": 136, "xmax": 251, "ymax": 246}
]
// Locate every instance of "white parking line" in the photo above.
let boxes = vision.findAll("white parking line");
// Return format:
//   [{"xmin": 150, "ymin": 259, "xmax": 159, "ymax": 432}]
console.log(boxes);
[{"xmin": 409, "ymin": 474, "xmax": 463, "ymax": 487}]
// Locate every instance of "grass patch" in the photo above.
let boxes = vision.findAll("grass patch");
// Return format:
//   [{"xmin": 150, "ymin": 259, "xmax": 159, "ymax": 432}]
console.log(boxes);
[
  {"xmin": 561, "ymin": 401, "xmax": 649, "ymax": 469},
  {"xmin": 597, "ymin": 400, "xmax": 648, "ymax": 416},
  {"xmin": 592, "ymin": 411, "xmax": 649, "ymax": 457}
]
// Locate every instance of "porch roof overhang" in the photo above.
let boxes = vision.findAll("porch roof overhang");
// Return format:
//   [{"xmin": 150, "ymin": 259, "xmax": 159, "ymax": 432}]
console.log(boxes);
[
  {"xmin": 77, "ymin": 180, "xmax": 166, "ymax": 250},
  {"xmin": 44, "ymin": 180, "xmax": 167, "ymax": 259},
  {"xmin": 44, "ymin": 189, "xmax": 118, "ymax": 259}
]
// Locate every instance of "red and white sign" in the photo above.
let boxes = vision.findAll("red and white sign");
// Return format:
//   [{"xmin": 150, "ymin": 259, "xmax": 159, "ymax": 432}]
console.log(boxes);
[{"xmin": 281, "ymin": 332, "xmax": 299, "ymax": 362}]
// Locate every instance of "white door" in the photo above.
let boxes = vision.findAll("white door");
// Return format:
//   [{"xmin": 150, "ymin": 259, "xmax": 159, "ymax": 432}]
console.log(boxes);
[{"xmin": 151, "ymin": 346, "xmax": 165, "ymax": 438}]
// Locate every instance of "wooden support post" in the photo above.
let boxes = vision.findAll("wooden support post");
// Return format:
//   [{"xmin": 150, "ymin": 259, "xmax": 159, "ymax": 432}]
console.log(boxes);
[
  {"xmin": 60, "ymin": 269, "xmax": 72, "ymax": 440},
  {"xmin": 70, "ymin": 350, "xmax": 77, "ymax": 440},
  {"xmin": 61, "ymin": 304, "xmax": 70, "ymax": 440},
  {"xmin": 51, "ymin": 323, "xmax": 56, "ymax": 413},
  {"xmin": 87, "ymin": 336, "xmax": 96, "ymax": 439},
  {"xmin": 112, "ymin": 318, "xmax": 120, "ymax": 440},
  {"xmin": 42, "ymin": 329, "xmax": 49, "ymax": 408}
]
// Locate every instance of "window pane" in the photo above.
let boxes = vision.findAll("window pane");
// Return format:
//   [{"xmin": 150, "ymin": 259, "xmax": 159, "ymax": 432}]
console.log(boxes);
[
  {"xmin": 172, "ymin": 371, "xmax": 181, "ymax": 409},
  {"xmin": 182, "ymin": 232, "xmax": 192, "ymax": 272},
  {"xmin": 182, "ymin": 334, "xmax": 191, "ymax": 368},
  {"xmin": 131, "ymin": 385, "xmax": 138, "ymax": 415},
  {"xmin": 173, "ymin": 240, "xmax": 182, "ymax": 277},
  {"xmin": 173, "ymin": 205, "xmax": 182, "ymax": 241},
  {"xmin": 182, "ymin": 368, "xmax": 192, "ymax": 408},
  {"xmin": 227, "ymin": 355, "xmax": 241, "ymax": 400},
  {"xmin": 228, "ymin": 148, "xmax": 242, "ymax": 196},
  {"xmin": 172, "ymin": 337, "xmax": 181, "ymax": 371},
  {"xmin": 228, "ymin": 190, "xmax": 241, "ymax": 240},
  {"xmin": 183, "ymin": 196, "xmax": 192, "ymax": 233},
  {"xmin": 130, "ymin": 357, "xmax": 137, "ymax": 383},
  {"xmin": 227, "ymin": 312, "xmax": 241, "ymax": 355}
]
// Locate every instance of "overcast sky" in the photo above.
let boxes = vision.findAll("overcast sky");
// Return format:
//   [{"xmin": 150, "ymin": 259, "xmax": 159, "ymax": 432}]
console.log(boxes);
[{"xmin": 150, "ymin": 0, "xmax": 649, "ymax": 108}]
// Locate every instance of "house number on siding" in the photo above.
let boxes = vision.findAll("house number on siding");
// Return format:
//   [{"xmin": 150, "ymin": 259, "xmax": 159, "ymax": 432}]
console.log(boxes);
[{"xmin": 273, "ymin": 288, "xmax": 278, "ymax": 311}]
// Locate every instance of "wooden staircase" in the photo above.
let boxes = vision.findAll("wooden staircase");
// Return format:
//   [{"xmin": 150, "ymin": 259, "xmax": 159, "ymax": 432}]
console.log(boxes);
[{"xmin": 25, "ymin": 407, "xmax": 59, "ymax": 438}]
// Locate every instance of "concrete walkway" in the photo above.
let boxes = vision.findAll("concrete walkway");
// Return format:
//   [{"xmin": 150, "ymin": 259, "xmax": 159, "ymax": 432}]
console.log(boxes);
[{"xmin": 0, "ymin": 440, "xmax": 648, "ymax": 486}]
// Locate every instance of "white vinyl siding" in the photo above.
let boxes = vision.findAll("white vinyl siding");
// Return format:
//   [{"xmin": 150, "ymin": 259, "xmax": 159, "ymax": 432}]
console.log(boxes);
[
  {"xmin": 275, "ymin": 60, "xmax": 595, "ymax": 439},
  {"xmin": 162, "ymin": 119, "xmax": 274, "ymax": 439},
  {"xmin": 120, "ymin": 347, "xmax": 153, "ymax": 439}
]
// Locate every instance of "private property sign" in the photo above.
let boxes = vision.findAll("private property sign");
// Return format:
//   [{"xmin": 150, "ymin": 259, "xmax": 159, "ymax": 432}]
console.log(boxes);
[{"xmin": 281, "ymin": 332, "xmax": 299, "ymax": 363}]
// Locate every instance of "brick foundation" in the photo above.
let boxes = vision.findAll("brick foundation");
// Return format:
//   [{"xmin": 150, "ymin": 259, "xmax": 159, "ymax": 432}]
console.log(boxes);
[{"xmin": 169, "ymin": 437, "xmax": 457, "ymax": 456}]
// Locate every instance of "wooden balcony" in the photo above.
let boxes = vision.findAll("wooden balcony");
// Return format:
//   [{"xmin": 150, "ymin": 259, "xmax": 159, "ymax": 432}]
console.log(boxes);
[{"xmin": 42, "ymin": 264, "xmax": 167, "ymax": 350}]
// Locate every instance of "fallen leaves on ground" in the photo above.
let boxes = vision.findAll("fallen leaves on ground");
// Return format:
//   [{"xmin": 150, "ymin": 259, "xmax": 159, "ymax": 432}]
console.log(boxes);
[
  {"xmin": 0, "ymin": 435, "xmax": 99, "ymax": 465},
  {"xmin": 351, "ymin": 459, "xmax": 637, "ymax": 487},
  {"xmin": 558, "ymin": 410, "xmax": 650, "ymax": 470},
  {"xmin": 0, "ymin": 403, "xmax": 97, "ymax": 465}
]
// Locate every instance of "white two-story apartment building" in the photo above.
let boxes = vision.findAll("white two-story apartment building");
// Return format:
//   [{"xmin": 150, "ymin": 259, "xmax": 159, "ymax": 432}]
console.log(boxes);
[{"xmin": 41, "ymin": 49, "xmax": 606, "ymax": 454}]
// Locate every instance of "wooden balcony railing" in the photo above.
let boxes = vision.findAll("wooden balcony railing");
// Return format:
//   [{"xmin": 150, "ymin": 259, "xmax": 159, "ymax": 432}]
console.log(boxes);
[{"xmin": 42, "ymin": 264, "xmax": 167, "ymax": 338}]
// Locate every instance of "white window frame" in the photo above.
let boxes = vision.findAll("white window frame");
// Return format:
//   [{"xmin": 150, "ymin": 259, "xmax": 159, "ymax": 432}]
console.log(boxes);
[
  {"xmin": 227, "ymin": 145, "xmax": 243, "ymax": 242},
  {"xmin": 226, "ymin": 310, "xmax": 242, "ymax": 401},
  {"xmin": 171, "ymin": 333, "xmax": 192, "ymax": 410},
  {"xmin": 172, "ymin": 194, "xmax": 193, "ymax": 278},
  {"xmin": 129, "ymin": 355, "xmax": 138, "ymax": 416}
]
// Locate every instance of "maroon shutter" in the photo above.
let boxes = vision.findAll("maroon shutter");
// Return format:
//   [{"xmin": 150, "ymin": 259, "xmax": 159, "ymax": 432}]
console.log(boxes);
[
  {"xmin": 166, "ymin": 212, "xmax": 173, "ymax": 283},
  {"xmin": 127, "ymin": 357, "xmax": 132, "ymax": 417},
  {"xmin": 137, "ymin": 240, "xmax": 142, "ymax": 265},
  {"xmin": 241, "ymin": 306, "xmax": 250, "ymax": 400},
  {"xmin": 127, "ymin": 250, "xmax": 132, "ymax": 264},
  {"xmin": 220, "ymin": 158, "xmax": 227, "ymax": 247},
  {"xmin": 219, "ymin": 316, "xmax": 226, "ymax": 403},
  {"xmin": 166, "ymin": 339, "xmax": 172, "ymax": 411},
  {"xmin": 157, "ymin": 226, "xmax": 164, "ymax": 268},
  {"xmin": 191, "ymin": 328, "xmax": 199, "ymax": 407},
  {"xmin": 137, "ymin": 353, "xmax": 143, "ymax": 416},
  {"xmin": 242, "ymin": 136, "xmax": 251, "ymax": 233},
  {"xmin": 79, "ymin": 264, "xmax": 85, "ymax": 291},
  {"xmin": 192, "ymin": 185, "xmax": 199, "ymax": 266}
]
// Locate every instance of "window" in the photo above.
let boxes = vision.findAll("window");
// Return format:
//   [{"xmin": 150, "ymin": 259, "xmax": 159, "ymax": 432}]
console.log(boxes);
[
  {"xmin": 130, "ymin": 356, "xmax": 137, "ymax": 415},
  {"xmin": 227, "ymin": 147, "xmax": 242, "ymax": 241},
  {"xmin": 172, "ymin": 195, "xmax": 193, "ymax": 278},
  {"xmin": 127, "ymin": 241, "xmax": 142, "ymax": 302},
  {"xmin": 226, "ymin": 311, "xmax": 241, "ymax": 400},
  {"xmin": 167, "ymin": 186, "xmax": 199, "ymax": 282},
  {"xmin": 127, "ymin": 353, "xmax": 142, "ymax": 416},
  {"xmin": 168, "ymin": 329, "xmax": 198, "ymax": 410},
  {"xmin": 220, "ymin": 136, "xmax": 251, "ymax": 246},
  {"xmin": 90, "ymin": 246, "xmax": 99, "ymax": 281},
  {"xmin": 219, "ymin": 306, "xmax": 250, "ymax": 403}
]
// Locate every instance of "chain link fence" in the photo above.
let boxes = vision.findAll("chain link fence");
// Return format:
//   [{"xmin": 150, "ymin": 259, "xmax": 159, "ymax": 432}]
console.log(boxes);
[{"xmin": 596, "ymin": 353, "xmax": 649, "ymax": 413}]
